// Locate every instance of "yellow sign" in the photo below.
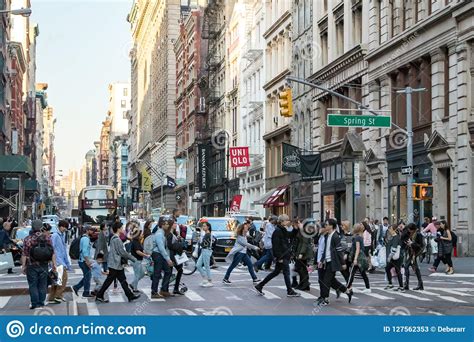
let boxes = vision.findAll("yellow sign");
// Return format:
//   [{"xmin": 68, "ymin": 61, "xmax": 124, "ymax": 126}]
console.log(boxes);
[{"xmin": 141, "ymin": 168, "xmax": 152, "ymax": 192}]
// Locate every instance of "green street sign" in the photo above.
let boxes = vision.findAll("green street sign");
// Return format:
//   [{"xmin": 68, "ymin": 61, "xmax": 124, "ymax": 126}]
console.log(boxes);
[{"xmin": 327, "ymin": 114, "xmax": 391, "ymax": 128}]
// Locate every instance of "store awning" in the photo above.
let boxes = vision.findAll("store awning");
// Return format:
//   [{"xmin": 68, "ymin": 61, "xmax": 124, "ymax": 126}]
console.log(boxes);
[
  {"xmin": 0, "ymin": 155, "xmax": 33, "ymax": 177},
  {"xmin": 254, "ymin": 188, "xmax": 276, "ymax": 205},
  {"xmin": 4, "ymin": 178, "xmax": 40, "ymax": 192},
  {"xmin": 263, "ymin": 185, "xmax": 289, "ymax": 208}
]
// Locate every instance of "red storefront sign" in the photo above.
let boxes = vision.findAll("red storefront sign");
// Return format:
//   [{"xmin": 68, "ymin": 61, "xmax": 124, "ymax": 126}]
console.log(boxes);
[
  {"xmin": 230, "ymin": 147, "xmax": 250, "ymax": 167},
  {"xmin": 230, "ymin": 195, "xmax": 243, "ymax": 212}
]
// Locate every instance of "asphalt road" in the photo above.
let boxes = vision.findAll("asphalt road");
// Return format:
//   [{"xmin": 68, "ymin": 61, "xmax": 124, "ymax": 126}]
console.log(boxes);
[{"xmin": 1, "ymin": 257, "xmax": 473, "ymax": 316}]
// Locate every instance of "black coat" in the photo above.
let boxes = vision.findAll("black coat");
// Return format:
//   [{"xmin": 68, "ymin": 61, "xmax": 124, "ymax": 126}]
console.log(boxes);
[
  {"xmin": 324, "ymin": 232, "xmax": 345, "ymax": 272},
  {"xmin": 271, "ymin": 225, "xmax": 297, "ymax": 260}
]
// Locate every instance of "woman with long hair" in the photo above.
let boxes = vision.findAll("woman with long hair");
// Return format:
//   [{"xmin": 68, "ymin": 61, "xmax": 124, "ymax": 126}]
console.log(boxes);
[
  {"xmin": 196, "ymin": 222, "xmax": 214, "ymax": 287},
  {"xmin": 165, "ymin": 219, "xmax": 185, "ymax": 295},
  {"xmin": 362, "ymin": 221, "xmax": 374, "ymax": 272},
  {"xmin": 223, "ymin": 223, "xmax": 260, "ymax": 284},
  {"xmin": 429, "ymin": 220, "xmax": 454, "ymax": 274},
  {"xmin": 347, "ymin": 223, "xmax": 371, "ymax": 293},
  {"xmin": 384, "ymin": 224, "xmax": 404, "ymax": 291},
  {"xmin": 130, "ymin": 226, "xmax": 149, "ymax": 292}
]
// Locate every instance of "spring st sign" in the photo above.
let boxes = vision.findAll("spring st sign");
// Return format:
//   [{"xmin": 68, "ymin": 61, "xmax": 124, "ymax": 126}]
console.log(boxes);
[
  {"xmin": 327, "ymin": 114, "xmax": 391, "ymax": 128},
  {"xmin": 230, "ymin": 147, "xmax": 250, "ymax": 167}
]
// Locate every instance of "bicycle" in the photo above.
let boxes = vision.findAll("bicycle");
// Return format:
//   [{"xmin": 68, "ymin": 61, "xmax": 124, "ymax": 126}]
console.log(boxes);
[{"xmin": 419, "ymin": 233, "xmax": 433, "ymax": 264}]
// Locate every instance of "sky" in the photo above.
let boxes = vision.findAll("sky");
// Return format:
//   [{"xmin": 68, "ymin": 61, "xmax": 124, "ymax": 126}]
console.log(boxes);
[{"xmin": 31, "ymin": 0, "xmax": 132, "ymax": 173}]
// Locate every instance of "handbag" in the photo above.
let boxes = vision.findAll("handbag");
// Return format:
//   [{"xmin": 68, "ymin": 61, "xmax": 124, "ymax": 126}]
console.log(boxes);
[
  {"xmin": 289, "ymin": 261, "xmax": 296, "ymax": 278},
  {"xmin": 0, "ymin": 252, "xmax": 14, "ymax": 271},
  {"xmin": 391, "ymin": 245, "xmax": 401, "ymax": 260},
  {"xmin": 192, "ymin": 244, "xmax": 199, "ymax": 259},
  {"xmin": 174, "ymin": 253, "xmax": 189, "ymax": 265}
]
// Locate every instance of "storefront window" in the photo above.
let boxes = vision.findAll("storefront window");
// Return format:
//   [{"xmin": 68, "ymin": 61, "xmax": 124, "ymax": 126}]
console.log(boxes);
[{"xmin": 323, "ymin": 195, "xmax": 335, "ymax": 220}]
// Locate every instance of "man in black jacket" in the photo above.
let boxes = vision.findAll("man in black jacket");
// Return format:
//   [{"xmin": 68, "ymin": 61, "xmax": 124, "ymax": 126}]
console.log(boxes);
[
  {"xmin": 254, "ymin": 214, "xmax": 301, "ymax": 297},
  {"xmin": 318, "ymin": 219, "xmax": 353, "ymax": 306},
  {"xmin": 401, "ymin": 223, "xmax": 424, "ymax": 290}
]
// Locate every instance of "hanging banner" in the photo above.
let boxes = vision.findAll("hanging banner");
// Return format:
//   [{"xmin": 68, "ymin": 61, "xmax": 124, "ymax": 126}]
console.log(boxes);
[
  {"xmin": 282, "ymin": 142, "xmax": 301, "ymax": 173},
  {"xmin": 197, "ymin": 144, "xmax": 210, "ymax": 192},
  {"xmin": 354, "ymin": 162, "xmax": 360, "ymax": 196},
  {"xmin": 166, "ymin": 176, "xmax": 176, "ymax": 189},
  {"xmin": 176, "ymin": 158, "xmax": 186, "ymax": 186},
  {"xmin": 131, "ymin": 187, "xmax": 139, "ymax": 203},
  {"xmin": 229, "ymin": 147, "xmax": 250, "ymax": 167},
  {"xmin": 300, "ymin": 154, "xmax": 323, "ymax": 181},
  {"xmin": 141, "ymin": 168, "xmax": 152, "ymax": 192},
  {"xmin": 230, "ymin": 194, "xmax": 243, "ymax": 212}
]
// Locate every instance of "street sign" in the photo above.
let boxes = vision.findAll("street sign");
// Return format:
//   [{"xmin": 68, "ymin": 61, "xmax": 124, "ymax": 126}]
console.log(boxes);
[
  {"xmin": 353, "ymin": 162, "xmax": 360, "ymax": 196},
  {"xmin": 327, "ymin": 114, "xmax": 391, "ymax": 128},
  {"xmin": 401, "ymin": 166, "xmax": 413, "ymax": 175}
]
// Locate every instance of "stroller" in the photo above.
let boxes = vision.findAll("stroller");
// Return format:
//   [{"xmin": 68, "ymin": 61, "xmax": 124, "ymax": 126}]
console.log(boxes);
[{"xmin": 144, "ymin": 258, "xmax": 188, "ymax": 294}]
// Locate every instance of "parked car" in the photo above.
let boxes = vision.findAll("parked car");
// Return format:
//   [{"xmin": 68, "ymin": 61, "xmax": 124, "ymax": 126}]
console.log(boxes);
[
  {"xmin": 228, "ymin": 213, "xmax": 262, "ymax": 225},
  {"xmin": 196, "ymin": 217, "xmax": 237, "ymax": 257}
]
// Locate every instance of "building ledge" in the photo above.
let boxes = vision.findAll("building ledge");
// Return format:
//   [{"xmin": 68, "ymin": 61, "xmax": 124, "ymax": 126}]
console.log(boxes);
[
  {"xmin": 0, "ymin": 155, "xmax": 33, "ymax": 177},
  {"xmin": 263, "ymin": 124, "xmax": 291, "ymax": 141}
]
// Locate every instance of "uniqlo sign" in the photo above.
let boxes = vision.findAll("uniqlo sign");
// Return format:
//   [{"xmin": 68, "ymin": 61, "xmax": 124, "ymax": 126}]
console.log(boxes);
[{"xmin": 230, "ymin": 147, "xmax": 250, "ymax": 167}]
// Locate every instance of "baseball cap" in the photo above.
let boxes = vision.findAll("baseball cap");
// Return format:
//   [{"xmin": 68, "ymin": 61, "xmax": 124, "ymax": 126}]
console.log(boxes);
[{"xmin": 31, "ymin": 219, "xmax": 43, "ymax": 231}]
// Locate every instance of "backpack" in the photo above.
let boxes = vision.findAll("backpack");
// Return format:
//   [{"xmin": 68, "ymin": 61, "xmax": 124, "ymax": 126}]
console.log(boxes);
[
  {"xmin": 69, "ymin": 236, "xmax": 83, "ymax": 260},
  {"xmin": 143, "ymin": 234, "xmax": 156, "ymax": 255},
  {"xmin": 31, "ymin": 235, "xmax": 54, "ymax": 263},
  {"xmin": 451, "ymin": 231, "xmax": 457, "ymax": 248}
]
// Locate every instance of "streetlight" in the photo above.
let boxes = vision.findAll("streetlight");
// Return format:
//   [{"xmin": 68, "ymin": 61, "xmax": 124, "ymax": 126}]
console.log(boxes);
[
  {"xmin": 175, "ymin": 147, "xmax": 190, "ymax": 216},
  {"xmin": 0, "ymin": 8, "xmax": 32, "ymax": 17}
]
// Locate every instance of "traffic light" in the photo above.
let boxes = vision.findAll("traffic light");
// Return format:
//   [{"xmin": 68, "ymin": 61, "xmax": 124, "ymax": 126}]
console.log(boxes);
[
  {"xmin": 420, "ymin": 185, "xmax": 433, "ymax": 200},
  {"xmin": 279, "ymin": 88, "xmax": 293, "ymax": 117}
]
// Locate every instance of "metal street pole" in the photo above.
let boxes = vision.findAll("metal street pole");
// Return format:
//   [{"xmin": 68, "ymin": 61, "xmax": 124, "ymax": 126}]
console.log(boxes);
[
  {"xmin": 185, "ymin": 149, "xmax": 190, "ymax": 216},
  {"xmin": 397, "ymin": 87, "xmax": 425, "ymax": 224}
]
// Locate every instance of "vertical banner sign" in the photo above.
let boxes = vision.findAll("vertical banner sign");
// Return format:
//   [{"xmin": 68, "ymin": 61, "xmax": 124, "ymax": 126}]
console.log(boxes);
[
  {"xmin": 300, "ymin": 154, "xmax": 323, "ymax": 181},
  {"xmin": 230, "ymin": 195, "xmax": 242, "ymax": 212},
  {"xmin": 131, "ymin": 187, "xmax": 139, "ymax": 203},
  {"xmin": 354, "ymin": 162, "xmax": 360, "ymax": 196},
  {"xmin": 176, "ymin": 158, "xmax": 186, "ymax": 186},
  {"xmin": 229, "ymin": 147, "xmax": 251, "ymax": 167},
  {"xmin": 141, "ymin": 168, "xmax": 152, "ymax": 192},
  {"xmin": 282, "ymin": 142, "xmax": 301, "ymax": 173},
  {"xmin": 197, "ymin": 144, "xmax": 210, "ymax": 192}
]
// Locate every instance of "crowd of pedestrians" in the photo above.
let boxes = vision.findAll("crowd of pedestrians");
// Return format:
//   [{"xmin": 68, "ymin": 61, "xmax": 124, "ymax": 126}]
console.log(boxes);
[{"xmin": 1, "ymin": 210, "xmax": 457, "ymax": 310}]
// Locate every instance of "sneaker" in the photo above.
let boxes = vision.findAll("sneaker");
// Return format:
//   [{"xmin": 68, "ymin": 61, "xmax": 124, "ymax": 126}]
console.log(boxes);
[
  {"xmin": 252, "ymin": 278, "xmax": 261, "ymax": 284},
  {"xmin": 200, "ymin": 280, "xmax": 209, "ymax": 287},
  {"xmin": 316, "ymin": 297, "xmax": 329, "ymax": 306},
  {"xmin": 395, "ymin": 287, "xmax": 405, "ymax": 292},
  {"xmin": 287, "ymin": 291, "xmax": 301, "ymax": 297},
  {"xmin": 95, "ymin": 297, "xmax": 109, "ymax": 303},
  {"xmin": 413, "ymin": 286, "xmax": 424, "ymax": 291},
  {"xmin": 128, "ymin": 294, "xmax": 141, "ymax": 302},
  {"xmin": 447, "ymin": 268, "xmax": 454, "ymax": 275},
  {"xmin": 82, "ymin": 293, "xmax": 94, "ymax": 298},
  {"xmin": 428, "ymin": 267, "xmax": 437, "ymax": 273},
  {"xmin": 48, "ymin": 298, "xmax": 62, "ymax": 304},
  {"xmin": 173, "ymin": 290, "xmax": 185, "ymax": 296},
  {"xmin": 159, "ymin": 291, "xmax": 172, "ymax": 297},
  {"xmin": 361, "ymin": 288, "xmax": 372, "ymax": 294},
  {"xmin": 151, "ymin": 292, "xmax": 163, "ymax": 299},
  {"xmin": 203, "ymin": 281, "xmax": 214, "ymax": 288},
  {"xmin": 254, "ymin": 285, "xmax": 265, "ymax": 296},
  {"xmin": 55, "ymin": 297, "xmax": 67, "ymax": 302},
  {"xmin": 29, "ymin": 304, "xmax": 37, "ymax": 310},
  {"xmin": 222, "ymin": 279, "xmax": 232, "ymax": 285},
  {"xmin": 384, "ymin": 284, "xmax": 394, "ymax": 290}
]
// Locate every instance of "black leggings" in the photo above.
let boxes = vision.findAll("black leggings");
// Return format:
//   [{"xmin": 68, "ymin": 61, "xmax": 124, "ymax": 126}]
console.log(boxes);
[
  {"xmin": 385, "ymin": 260, "xmax": 403, "ymax": 287},
  {"xmin": 347, "ymin": 265, "xmax": 370, "ymax": 289},
  {"xmin": 433, "ymin": 253, "xmax": 453, "ymax": 268}
]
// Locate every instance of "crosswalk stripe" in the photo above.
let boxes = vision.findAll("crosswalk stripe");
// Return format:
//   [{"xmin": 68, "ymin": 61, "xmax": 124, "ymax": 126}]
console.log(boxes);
[
  {"xmin": 416, "ymin": 290, "xmax": 468, "ymax": 303},
  {"xmin": 0, "ymin": 296, "xmax": 11, "ymax": 309},
  {"xmin": 362, "ymin": 292, "xmax": 394, "ymax": 300},
  {"xmin": 184, "ymin": 289, "xmax": 205, "ymax": 301},
  {"xmin": 275, "ymin": 286, "xmax": 318, "ymax": 299},
  {"xmin": 262, "ymin": 290, "xmax": 281, "ymax": 299},
  {"xmin": 380, "ymin": 289, "xmax": 431, "ymax": 301},
  {"xmin": 141, "ymin": 288, "xmax": 166, "ymax": 302},
  {"xmin": 108, "ymin": 292, "xmax": 125, "ymax": 303},
  {"xmin": 425, "ymin": 287, "xmax": 473, "ymax": 297},
  {"xmin": 429, "ymin": 273, "xmax": 474, "ymax": 278},
  {"xmin": 86, "ymin": 302, "xmax": 100, "ymax": 315}
]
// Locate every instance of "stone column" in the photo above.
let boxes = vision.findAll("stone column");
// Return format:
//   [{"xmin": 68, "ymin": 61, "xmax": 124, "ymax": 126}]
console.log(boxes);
[{"xmin": 430, "ymin": 48, "xmax": 446, "ymax": 133}]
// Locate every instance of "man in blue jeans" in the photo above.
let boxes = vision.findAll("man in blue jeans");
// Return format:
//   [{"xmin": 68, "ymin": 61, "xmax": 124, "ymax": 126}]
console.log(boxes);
[
  {"xmin": 21, "ymin": 220, "xmax": 56, "ymax": 309},
  {"xmin": 151, "ymin": 218, "xmax": 174, "ymax": 299},
  {"xmin": 72, "ymin": 226, "xmax": 94, "ymax": 298}
]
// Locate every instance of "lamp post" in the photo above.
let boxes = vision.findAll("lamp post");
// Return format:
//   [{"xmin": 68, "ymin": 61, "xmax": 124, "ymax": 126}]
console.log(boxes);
[
  {"xmin": 175, "ymin": 146, "xmax": 190, "ymax": 216},
  {"xmin": 0, "ymin": 8, "xmax": 32, "ymax": 16}
]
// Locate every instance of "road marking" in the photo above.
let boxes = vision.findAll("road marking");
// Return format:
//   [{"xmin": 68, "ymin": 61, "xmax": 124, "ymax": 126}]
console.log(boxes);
[
  {"xmin": 380, "ymin": 289, "xmax": 431, "ymax": 301},
  {"xmin": 184, "ymin": 289, "xmax": 205, "ymax": 301},
  {"xmin": 141, "ymin": 288, "xmax": 166, "ymax": 302},
  {"xmin": 108, "ymin": 293, "xmax": 125, "ymax": 303},
  {"xmin": 429, "ymin": 273, "xmax": 474, "ymax": 278},
  {"xmin": 275, "ymin": 286, "xmax": 318, "ymax": 299},
  {"xmin": 74, "ymin": 269, "xmax": 82, "ymax": 275},
  {"xmin": 416, "ymin": 290, "xmax": 468, "ymax": 303},
  {"xmin": 261, "ymin": 290, "xmax": 281, "ymax": 299},
  {"xmin": 86, "ymin": 302, "xmax": 100, "ymax": 315},
  {"xmin": 427, "ymin": 310, "xmax": 443, "ymax": 316},
  {"xmin": 0, "ymin": 296, "xmax": 11, "ymax": 309},
  {"xmin": 362, "ymin": 292, "xmax": 394, "ymax": 300},
  {"xmin": 425, "ymin": 287, "xmax": 473, "ymax": 297}
]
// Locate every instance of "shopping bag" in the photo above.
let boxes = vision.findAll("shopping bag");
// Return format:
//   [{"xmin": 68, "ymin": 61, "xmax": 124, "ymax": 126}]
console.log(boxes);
[
  {"xmin": 430, "ymin": 239, "xmax": 438, "ymax": 254},
  {"xmin": 377, "ymin": 248, "xmax": 387, "ymax": 268},
  {"xmin": 289, "ymin": 261, "xmax": 296, "ymax": 277},
  {"xmin": 371, "ymin": 255, "xmax": 380, "ymax": 268},
  {"xmin": 0, "ymin": 252, "xmax": 14, "ymax": 271},
  {"xmin": 56, "ymin": 265, "xmax": 64, "ymax": 286},
  {"xmin": 174, "ymin": 253, "xmax": 189, "ymax": 265}
]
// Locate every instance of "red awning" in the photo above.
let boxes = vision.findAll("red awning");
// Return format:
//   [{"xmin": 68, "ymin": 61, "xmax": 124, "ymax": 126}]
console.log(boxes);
[{"xmin": 263, "ymin": 185, "xmax": 289, "ymax": 208}]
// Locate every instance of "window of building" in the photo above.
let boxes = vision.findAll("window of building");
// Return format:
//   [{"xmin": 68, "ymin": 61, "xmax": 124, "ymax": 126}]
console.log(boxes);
[
  {"xmin": 352, "ymin": 4, "xmax": 362, "ymax": 45},
  {"xmin": 321, "ymin": 32, "xmax": 328, "ymax": 65},
  {"xmin": 123, "ymin": 88, "xmax": 128, "ymax": 97},
  {"xmin": 121, "ymin": 100, "xmax": 126, "ymax": 108},
  {"xmin": 336, "ymin": 20, "xmax": 344, "ymax": 56}
]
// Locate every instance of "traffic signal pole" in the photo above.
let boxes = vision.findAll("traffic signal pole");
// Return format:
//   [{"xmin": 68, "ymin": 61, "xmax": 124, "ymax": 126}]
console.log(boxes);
[{"xmin": 286, "ymin": 76, "xmax": 425, "ymax": 224}]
